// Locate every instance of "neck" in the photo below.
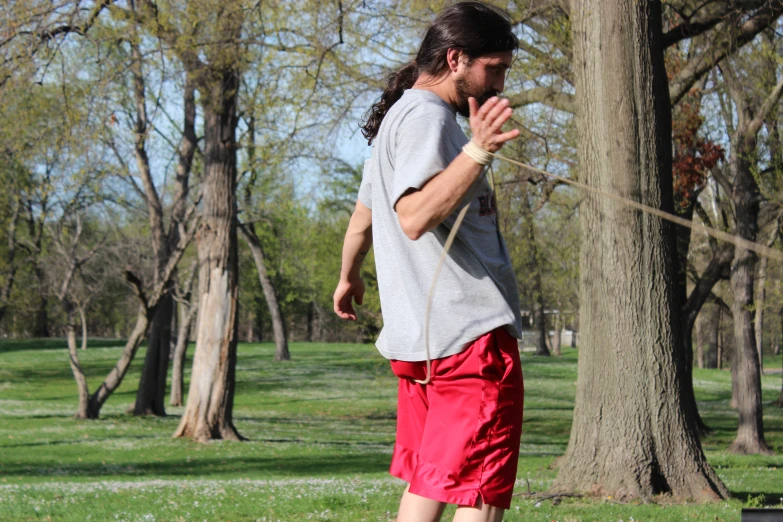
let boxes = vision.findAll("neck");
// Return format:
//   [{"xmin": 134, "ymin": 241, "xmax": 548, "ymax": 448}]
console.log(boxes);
[{"xmin": 412, "ymin": 72, "xmax": 457, "ymax": 108}]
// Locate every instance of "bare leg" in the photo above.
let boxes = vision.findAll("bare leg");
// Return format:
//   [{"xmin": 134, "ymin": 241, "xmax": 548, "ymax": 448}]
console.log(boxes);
[
  {"xmin": 396, "ymin": 484, "xmax": 447, "ymax": 522},
  {"xmin": 452, "ymin": 498, "xmax": 504, "ymax": 522}
]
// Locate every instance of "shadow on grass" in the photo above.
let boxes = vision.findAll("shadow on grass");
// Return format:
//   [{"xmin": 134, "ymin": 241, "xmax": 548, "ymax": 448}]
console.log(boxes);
[
  {"xmin": 0, "ymin": 453, "xmax": 392, "ymax": 478},
  {"xmin": 0, "ymin": 338, "xmax": 127, "ymax": 354}
]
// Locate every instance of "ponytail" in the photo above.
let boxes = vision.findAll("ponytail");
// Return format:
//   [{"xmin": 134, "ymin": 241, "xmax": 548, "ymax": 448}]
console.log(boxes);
[{"xmin": 361, "ymin": 62, "xmax": 419, "ymax": 145}]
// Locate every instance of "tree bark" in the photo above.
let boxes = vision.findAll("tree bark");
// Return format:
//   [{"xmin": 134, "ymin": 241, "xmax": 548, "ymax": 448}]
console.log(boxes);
[
  {"xmin": 722, "ymin": 68, "xmax": 782, "ymax": 455},
  {"xmin": 754, "ymin": 227, "xmax": 777, "ymax": 376},
  {"xmin": 134, "ymin": 292, "xmax": 173, "ymax": 416},
  {"xmin": 66, "ymin": 304, "xmax": 91, "ymax": 419},
  {"xmin": 553, "ymin": 0, "xmax": 728, "ymax": 499},
  {"xmin": 78, "ymin": 305, "xmax": 88, "ymax": 351},
  {"xmin": 705, "ymin": 304, "xmax": 719, "ymax": 369},
  {"xmin": 695, "ymin": 317, "xmax": 704, "ymax": 369},
  {"xmin": 0, "ymin": 200, "xmax": 20, "ymax": 327},
  {"xmin": 170, "ymin": 299, "xmax": 197, "ymax": 407},
  {"xmin": 238, "ymin": 224, "xmax": 289, "ymax": 361},
  {"xmin": 552, "ymin": 315, "xmax": 562, "ymax": 356},
  {"xmin": 174, "ymin": 72, "xmax": 244, "ymax": 442},
  {"xmin": 87, "ymin": 307, "xmax": 150, "ymax": 417}
]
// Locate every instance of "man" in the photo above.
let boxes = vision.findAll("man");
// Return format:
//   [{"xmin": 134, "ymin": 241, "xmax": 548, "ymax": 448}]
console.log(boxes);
[{"xmin": 333, "ymin": 3, "xmax": 523, "ymax": 521}]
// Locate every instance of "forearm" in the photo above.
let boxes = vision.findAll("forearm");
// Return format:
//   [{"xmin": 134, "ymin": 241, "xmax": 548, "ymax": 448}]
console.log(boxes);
[
  {"xmin": 340, "ymin": 201, "xmax": 373, "ymax": 280},
  {"xmin": 396, "ymin": 152, "xmax": 484, "ymax": 240}
]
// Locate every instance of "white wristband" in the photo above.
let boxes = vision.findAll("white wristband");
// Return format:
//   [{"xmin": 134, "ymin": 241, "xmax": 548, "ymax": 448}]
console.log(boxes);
[{"xmin": 462, "ymin": 140, "xmax": 493, "ymax": 166}]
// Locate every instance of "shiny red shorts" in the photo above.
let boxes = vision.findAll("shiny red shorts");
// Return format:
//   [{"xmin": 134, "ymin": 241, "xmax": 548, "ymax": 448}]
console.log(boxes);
[{"xmin": 389, "ymin": 327, "xmax": 524, "ymax": 509}]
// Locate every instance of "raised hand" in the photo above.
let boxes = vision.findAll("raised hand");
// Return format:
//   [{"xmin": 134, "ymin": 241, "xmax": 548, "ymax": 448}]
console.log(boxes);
[{"xmin": 468, "ymin": 96, "xmax": 520, "ymax": 153}]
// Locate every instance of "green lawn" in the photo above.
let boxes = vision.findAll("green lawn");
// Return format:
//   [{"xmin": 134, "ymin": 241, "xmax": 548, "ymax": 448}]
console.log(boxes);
[{"xmin": 0, "ymin": 339, "xmax": 782, "ymax": 521}]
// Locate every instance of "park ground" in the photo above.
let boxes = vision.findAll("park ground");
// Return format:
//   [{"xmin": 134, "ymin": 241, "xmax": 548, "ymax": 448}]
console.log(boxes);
[{"xmin": 0, "ymin": 340, "xmax": 782, "ymax": 521}]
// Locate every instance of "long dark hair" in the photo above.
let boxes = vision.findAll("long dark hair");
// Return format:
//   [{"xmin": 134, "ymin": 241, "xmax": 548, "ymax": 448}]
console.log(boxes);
[{"xmin": 361, "ymin": 1, "xmax": 518, "ymax": 145}]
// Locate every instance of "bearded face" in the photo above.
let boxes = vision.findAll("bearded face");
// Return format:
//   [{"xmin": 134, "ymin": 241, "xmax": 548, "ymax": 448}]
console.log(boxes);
[{"xmin": 453, "ymin": 65, "xmax": 499, "ymax": 117}]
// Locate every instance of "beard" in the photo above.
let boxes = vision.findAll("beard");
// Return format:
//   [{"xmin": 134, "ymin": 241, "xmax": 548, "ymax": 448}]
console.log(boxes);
[{"xmin": 454, "ymin": 74, "xmax": 498, "ymax": 118}]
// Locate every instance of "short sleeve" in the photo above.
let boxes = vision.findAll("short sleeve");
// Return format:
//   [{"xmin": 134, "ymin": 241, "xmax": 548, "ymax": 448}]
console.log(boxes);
[
  {"xmin": 391, "ymin": 113, "xmax": 460, "ymax": 208},
  {"xmin": 357, "ymin": 159, "xmax": 373, "ymax": 209}
]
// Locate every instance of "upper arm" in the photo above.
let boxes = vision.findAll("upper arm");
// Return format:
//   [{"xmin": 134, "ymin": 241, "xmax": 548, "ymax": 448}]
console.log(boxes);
[
  {"xmin": 391, "ymin": 113, "xmax": 453, "ymax": 209},
  {"xmin": 353, "ymin": 200, "xmax": 372, "ymax": 228}
]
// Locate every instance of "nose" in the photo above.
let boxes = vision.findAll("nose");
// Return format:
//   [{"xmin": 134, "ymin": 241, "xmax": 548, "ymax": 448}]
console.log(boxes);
[{"xmin": 493, "ymin": 77, "xmax": 505, "ymax": 95}]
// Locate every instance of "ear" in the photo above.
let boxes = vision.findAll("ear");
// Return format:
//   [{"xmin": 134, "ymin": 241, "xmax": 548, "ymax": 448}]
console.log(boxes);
[{"xmin": 446, "ymin": 48, "xmax": 464, "ymax": 73}]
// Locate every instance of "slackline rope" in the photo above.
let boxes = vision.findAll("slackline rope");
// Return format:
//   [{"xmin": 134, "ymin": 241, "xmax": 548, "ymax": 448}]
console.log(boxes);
[{"xmin": 413, "ymin": 140, "xmax": 783, "ymax": 386}]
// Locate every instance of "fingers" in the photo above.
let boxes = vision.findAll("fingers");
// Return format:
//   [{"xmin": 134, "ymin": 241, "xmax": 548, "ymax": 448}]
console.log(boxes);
[
  {"xmin": 475, "ymin": 96, "xmax": 500, "ymax": 121},
  {"xmin": 333, "ymin": 283, "xmax": 361, "ymax": 321},
  {"xmin": 494, "ymin": 128, "xmax": 520, "ymax": 144},
  {"xmin": 484, "ymin": 97, "xmax": 509, "ymax": 124},
  {"xmin": 487, "ymin": 106, "xmax": 513, "ymax": 135},
  {"xmin": 468, "ymin": 97, "xmax": 479, "ymax": 120}
]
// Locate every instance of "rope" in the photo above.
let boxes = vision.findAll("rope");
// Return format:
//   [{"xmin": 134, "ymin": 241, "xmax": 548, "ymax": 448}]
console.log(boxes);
[{"xmin": 414, "ymin": 143, "xmax": 783, "ymax": 386}]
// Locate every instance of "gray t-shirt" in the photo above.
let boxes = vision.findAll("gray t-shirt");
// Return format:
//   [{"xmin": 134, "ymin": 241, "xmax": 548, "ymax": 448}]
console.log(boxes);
[{"xmin": 358, "ymin": 88, "xmax": 522, "ymax": 362}]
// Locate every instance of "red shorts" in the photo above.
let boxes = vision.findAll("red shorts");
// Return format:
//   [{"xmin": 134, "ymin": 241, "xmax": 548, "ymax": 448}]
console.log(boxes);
[{"xmin": 389, "ymin": 327, "xmax": 524, "ymax": 509}]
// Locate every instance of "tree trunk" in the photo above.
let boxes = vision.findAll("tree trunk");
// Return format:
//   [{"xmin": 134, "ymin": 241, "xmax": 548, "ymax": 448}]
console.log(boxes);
[
  {"xmin": 307, "ymin": 300, "xmax": 314, "ymax": 342},
  {"xmin": 695, "ymin": 317, "xmax": 704, "ymax": 369},
  {"xmin": 552, "ymin": 319, "xmax": 562, "ymax": 357},
  {"xmin": 705, "ymin": 304, "xmax": 719, "ymax": 369},
  {"xmin": 238, "ymin": 224, "xmax": 289, "ymax": 361},
  {"xmin": 174, "ymin": 76, "xmax": 244, "ymax": 442},
  {"xmin": 78, "ymin": 305, "xmax": 88, "ymax": 351},
  {"xmin": 731, "ymin": 350, "xmax": 739, "ymax": 408},
  {"xmin": 553, "ymin": 0, "xmax": 727, "ymax": 499},
  {"xmin": 170, "ymin": 300, "xmax": 198, "ymax": 407},
  {"xmin": 87, "ymin": 307, "xmax": 150, "ymax": 418},
  {"xmin": 718, "ymin": 322, "xmax": 724, "ymax": 371},
  {"xmin": 754, "ymin": 227, "xmax": 777, "ymax": 376},
  {"xmin": 729, "ymin": 243, "xmax": 772, "ymax": 453},
  {"xmin": 726, "ymin": 127, "xmax": 773, "ymax": 455},
  {"xmin": 134, "ymin": 291, "xmax": 173, "ymax": 416},
  {"xmin": 33, "ymin": 275, "xmax": 49, "ymax": 338},
  {"xmin": 66, "ymin": 304, "xmax": 91, "ymax": 419}
]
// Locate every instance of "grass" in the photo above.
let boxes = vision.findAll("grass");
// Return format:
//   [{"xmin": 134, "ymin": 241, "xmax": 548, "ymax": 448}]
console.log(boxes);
[{"xmin": 0, "ymin": 339, "xmax": 781, "ymax": 521}]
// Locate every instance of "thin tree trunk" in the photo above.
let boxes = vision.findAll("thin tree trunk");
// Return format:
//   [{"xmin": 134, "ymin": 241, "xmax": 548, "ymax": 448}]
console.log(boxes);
[
  {"xmin": 307, "ymin": 300, "xmax": 314, "ymax": 342},
  {"xmin": 87, "ymin": 307, "xmax": 150, "ymax": 418},
  {"xmin": 174, "ymin": 74, "xmax": 244, "ymax": 442},
  {"xmin": 238, "ymin": 224, "xmax": 289, "ymax": 361},
  {"xmin": 0, "ymin": 200, "xmax": 20, "ymax": 326},
  {"xmin": 706, "ymin": 304, "xmax": 719, "ymax": 369},
  {"xmin": 695, "ymin": 317, "xmax": 704, "ymax": 369},
  {"xmin": 66, "ymin": 305, "xmax": 91, "ymax": 419},
  {"xmin": 78, "ymin": 305, "xmax": 88, "ymax": 351},
  {"xmin": 170, "ymin": 301, "xmax": 198, "ymax": 407},
  {"xmin": 134, "ymin": 292, "xmax": 173, "ymax": 416},
  {"xmin": 552, "ymin": 320, "xmax": 562, "ymax": 356},
  {"xmin": 731, "ymin": 350, "xmax": 739, "ymax": 409},
  {"xmin": 553, "ymin": 0, "xmax": 727, "ymax": 499},
  {"xmin": 754, "ymin": 227, "xmax": 777, "ymax": 376}
]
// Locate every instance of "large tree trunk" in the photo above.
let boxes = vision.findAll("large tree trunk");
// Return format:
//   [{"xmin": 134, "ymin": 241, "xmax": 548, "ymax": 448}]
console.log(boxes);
[
  {"xmin": 170, "ymin": 300, "xmax": 198, "ymax": 407},
  {"xmin": 174, "ymin": 75, "xmax": 243, "ymax": 442},
  {"xmin": 134, "ymin": 292, "xmax": 173, "ymax": 416},
  {"xmin": 238, "ymin": 224, "xmax": 289, "ymax": 361},
  {"xmin": 553, "ymin": 0, "xmax": 727, "ymax": 499}
]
